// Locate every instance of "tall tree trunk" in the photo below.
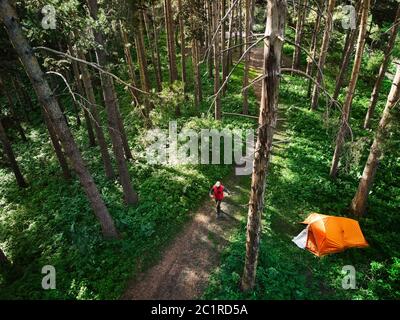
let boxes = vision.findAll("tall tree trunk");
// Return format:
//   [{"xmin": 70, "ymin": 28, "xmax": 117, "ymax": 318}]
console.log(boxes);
[
  {"xmin": 305, "ymin": 0, "xmax": 322, "ymax": 98},
  {"xmin": 0, "ymin": 117, "xmax": 28, "ymax": 188},
  {"xmin": 120, "ymin": 23, "xmax": 140, "ymax": 103},
  {"xmin": 241, "ymin": 0, "xmax": 287, "ymax": 292},
  {"xmin": 330, "ymin": 0, "xmax": 370, "ymax": 178},
  {"xmin": 41, "ymin": 107, "xmax": 72, "ymax": 180},
  {"xmin": 221, "ymin": 0, "xmax": 227, "ymax": 94},
  {"xmin": 227, "ymin": 0, "xmax": 234, "ymax": 69},
  {"xmin": 292, "ymin": 0, "xmax": 307, "ymax": 69},
  {"xmin": 134, "ymin": 10, "xmax": 151, "ymax": 94},
  {"xmin": 177, "ymin": 0, "xmax": 187, "ymax": 91},
  {"xmin": 68, "ymin": 44, "xmax": 96, "ymax": 147},
  {"xmin": 242, "ymin": 0, "xmax": 252, "ymax": 115},
  {"xmin": 86, "ymin": 0, "xmax": 138, "ymax": 205},
  {"xmin": 0, "ymin": 0, "xmax": 118, "ymax": 237},
  {"xmin": 310, "ymin": 0, "xmax": 336, "ymax": 110},
  {"xmin": 142, "ymin": 10, "xmax": 162, "ymax": 92},
  {"xmin": 331, "ymin": 2, "xmax": 362, "ymax": 104},
  {"xmin": 350, "ymin": 63, "xmax": 400, "ymax": 215},
  {"xmin": 364, "ymin": 4, "xmax": 400, "ymax": 129},
  {"xmin": 152, "ymin": 3, "xmax": 164, "ymax": 87},
  {"xmin": 207, "ymin": 0, "xmax": 214, "ymax": 78},
  {"xmin": 331, "ymin": 27, "xmax": 358, "ymax": 103},
  {"xmin": 77, "ymin": 50, "xmax": 115, "ymax": 180},
  {"xmin": 192, "ymin": 37, "xmax": 203, "ymax": 111},
  {"xmin": 213, "ymin": 0, "xmax": 221, "ymax": 120},
  {"xmin": 164, "ymin": 0, "xmax": 179, "ymax": 83},
  {"xmin": 239, "ymin": 0, "xmax": 243, "ymax": 57}
]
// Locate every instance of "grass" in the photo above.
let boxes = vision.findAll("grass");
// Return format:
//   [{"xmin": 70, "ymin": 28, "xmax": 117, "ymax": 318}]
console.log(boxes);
[{"xmin": 203, "ymin": 67, "xmax": 400, "ymax": 300}]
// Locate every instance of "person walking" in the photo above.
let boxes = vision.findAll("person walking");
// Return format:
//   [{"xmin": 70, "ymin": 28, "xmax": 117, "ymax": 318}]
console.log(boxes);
[{"xmin": 209, "ymin": 181, "xmax": 231, "ymax": 218}]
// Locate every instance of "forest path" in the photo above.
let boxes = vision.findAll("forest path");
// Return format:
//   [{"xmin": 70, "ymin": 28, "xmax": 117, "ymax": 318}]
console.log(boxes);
[
  {"xmin": 122, "ymin": 47, "xmax": 289, "ymax": 300},
  {"xmin": 122, "ymin": 173, "xmax": 249, "ymax": 300}
]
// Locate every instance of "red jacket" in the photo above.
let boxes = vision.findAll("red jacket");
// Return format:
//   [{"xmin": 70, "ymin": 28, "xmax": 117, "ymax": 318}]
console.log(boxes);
[{"xmin": 211, "ymin": 185, "xmax": 225, "ymax": 201}]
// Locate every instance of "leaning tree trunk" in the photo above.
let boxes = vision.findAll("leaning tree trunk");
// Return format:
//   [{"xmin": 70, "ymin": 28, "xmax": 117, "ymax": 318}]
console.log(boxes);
[
  {"xmin": 242, "ymin": 0, "xmax": 252, "ymax": 115},
  {"xmin": 77, "ymin": 50, "xmax": 115, "ymax": 180},
  {"xmin": 0, "ymin": 0, "xmax": 118, "ymax": 238},
  {"xmin": 241, "ymin": 0, "xmax": 287, "ymax": 292},
  {"xmin": 134, "ymin": 10, "xmax": 151, "ymax": 95},
  {"xmin": 310, "ymin": 0, "xmax": 336, "ymax": 110},
  {"xmin": 87, "ymin": 0, "xmax": 137, "ymax": 205},
  {"xmin": 305, "ymin": 0, "xmax": 322, "ymax": 98},
  {"xmin": 350, "ymin": 63, "xmax": 400, "ymax": 215},
  {"xmin": 0, "ymin": 117, "xmax": 27, "ymax": 188},
  {"xmin": 331, "ymin": 27, "xmax": 358, "ymax": 103},
  {"xmin": 330, "ymin": 0, "xmax": 370, "ymax": 178},
  {"xmin": 331, "ymin": 2, "xmax": 362, "ymax": 104},
  {"xmin": 213, "ymin": 0, "xmax": 221, "ymax": 120},
  {"xmin": 364, "ymin": 4, "xmax": 400, "ymax": 129},
  {"xmin": 292, "ymin": 0, "xmax": 307, "ymax": 70},
  {"xmin": 164, "ymin": 0, "xmax": 179, "ymax": 83}
]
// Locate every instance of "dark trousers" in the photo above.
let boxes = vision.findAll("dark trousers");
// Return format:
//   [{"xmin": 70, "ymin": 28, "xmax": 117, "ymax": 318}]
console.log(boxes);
[{"xmin": 215, "ymin": 199, "xmax": 222, "ymax": 214}]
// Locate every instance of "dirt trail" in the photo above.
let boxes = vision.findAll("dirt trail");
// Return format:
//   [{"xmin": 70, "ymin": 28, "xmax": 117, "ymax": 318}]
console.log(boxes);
[
  {"xmin": 122, "ymin": 47, "xmax": 289, "ymax": 300},
  {"xmin": 122, "ymin": 174, "xmax": 247, "ymax": 300}
]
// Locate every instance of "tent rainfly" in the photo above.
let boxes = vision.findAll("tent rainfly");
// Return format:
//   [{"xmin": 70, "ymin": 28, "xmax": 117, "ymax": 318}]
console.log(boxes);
[{"xmin": 292, "ymin": 213, "xmax": 369, "ymax": 257}]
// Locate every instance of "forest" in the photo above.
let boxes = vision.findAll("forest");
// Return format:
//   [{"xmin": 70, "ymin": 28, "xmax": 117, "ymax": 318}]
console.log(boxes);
[{"xmin": 0, "ymin": 0, "xmax": 399, "ymax": 301}]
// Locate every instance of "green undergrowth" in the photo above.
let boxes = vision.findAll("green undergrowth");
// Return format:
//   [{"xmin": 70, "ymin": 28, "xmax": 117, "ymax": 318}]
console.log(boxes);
[
  {"xmin": 203, "ymin": 63, "xmax": 400, "ymax": 300},
  {"xmin": 0, "ymin": 49, "xmax": 258, "ymax": 299}
]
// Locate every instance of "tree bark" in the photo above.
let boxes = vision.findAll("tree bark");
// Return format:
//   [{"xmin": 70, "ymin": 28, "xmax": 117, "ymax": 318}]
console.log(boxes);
[
  {"xmin": 241, "ymin": 0, "xmax": 287, "ymax": 292},
  {"xmin": 364, "ymin": 4, "xmax": 400, "ymax": 129},
  {"xmin": 134, "ymin": 9, "xmax": 151, "ymax": 94},
  {"xmin": 68, "ymin": 44, "xmax": 96, "ymax": 147},
  {"xmin": 152, "ymin": 3, "xmax": 164, "ymax": 87},
  {"xmin": 239, "ymin": 0, "xmax": 243, "ymax": 57},
  {"xmin": 331, "ymin": 2, "xmax": 362, "ymax": 104},
  {"xmin": 86, "ymin": 0, "xmax": 138, "ymax": 205},
  {"xmin": 192, "ymin": 37, "xmax": 202, "ymax": 111},
  {"xmin": 292, "ymin": 0, "xmax": 307, "ymax": 70},
  {"xmin": 350, "ymin": 63, "xmax": 400, "ymax": 215},
  {"xmin": 77, "ymin": 50, "xmax": 115, "ymax": 180},
  {"xmin": 41, "ymin": 107, "xmax": 72, "ymax": 180},
  {"xmin": 142, "ymin": 10, "xmax": 162, "ymax": 92},
  {"xmin": 310, "ymin": 0, "xmax": 336, "ymax": 110},
  {"xmin": 242, "ymin": 0, "xmax": 252, "ymax": 115},
  {"xmin": 207, "ymin": 0, "xmax": 214, "ymax": 78},
  {"xmin": 213, "ymin": 0, "xmax": 221, "ymax": 120},
  {"xmin": 177, "ymin": 0, "xmax": 187, "ymax": 91},
  {"xmin": 227, "ymin": 0, "xmax": 234, "ymax": 70},
  {"xmin": 0, "ymin": 0, "xmax": 118, "ymax": 237},
  {"xmin": 330, "ymin": 0, "xmax": 370, "ymax": 178},
  {"xmin": 221, "ymin": 0, "xmax": 227, "ymax": 94},
  {"xmin": 120, "ymin": 23, "xmax": 140, "ymax": 104},
  {"xmin": 164, "ymin": 0, "xmax": 179, "ymax": 83},
  {"xmin": 0, "ymin": 117, "xmax": 28, "ymax": 188},
  {"xmin": 305, "ymin": 0, "xmax": 322, "ymax": 98}
]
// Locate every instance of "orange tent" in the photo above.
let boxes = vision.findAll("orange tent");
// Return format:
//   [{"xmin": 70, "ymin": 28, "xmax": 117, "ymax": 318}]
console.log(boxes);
[{"xmin": 292, "ymin": 213, "xmax": 369, "ymax": 257}]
